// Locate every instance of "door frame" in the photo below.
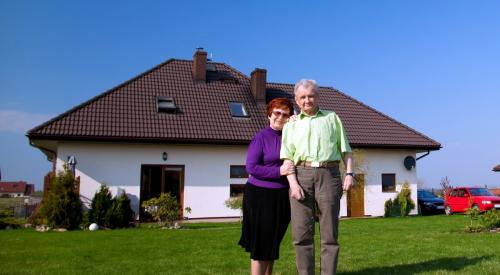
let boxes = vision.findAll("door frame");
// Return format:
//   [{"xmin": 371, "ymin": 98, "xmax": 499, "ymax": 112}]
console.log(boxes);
[{"xmin": 140, "ymin": 164, "xmax": 185, "ymax": 220}]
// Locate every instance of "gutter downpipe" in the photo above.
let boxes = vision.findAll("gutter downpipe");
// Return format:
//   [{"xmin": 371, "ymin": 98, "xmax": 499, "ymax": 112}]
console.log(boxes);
[
  {"xmin": 28, "ymin": 140, "xmax": 57, "ymax": 173},
  {"xmin": 416, "ymin": 150, "xmax": 430, "ymax": 161}
]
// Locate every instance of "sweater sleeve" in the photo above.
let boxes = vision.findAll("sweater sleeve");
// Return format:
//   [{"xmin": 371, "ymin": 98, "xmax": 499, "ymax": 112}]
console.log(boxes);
[{"xmin": 246, "ymin": 134, "xmax": 281, "ymax": 180}]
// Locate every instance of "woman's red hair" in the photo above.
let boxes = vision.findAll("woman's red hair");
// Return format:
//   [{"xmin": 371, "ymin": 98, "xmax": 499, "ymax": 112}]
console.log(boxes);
[{"xmin": 266, "ymin": 98, "xmax": 294, "ymax": 117}]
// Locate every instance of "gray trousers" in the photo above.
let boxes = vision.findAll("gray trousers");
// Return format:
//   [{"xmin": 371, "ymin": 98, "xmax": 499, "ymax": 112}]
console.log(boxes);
[{"xmin": 290, "ymin": 166, "xmax": 343, "ymax": 275}]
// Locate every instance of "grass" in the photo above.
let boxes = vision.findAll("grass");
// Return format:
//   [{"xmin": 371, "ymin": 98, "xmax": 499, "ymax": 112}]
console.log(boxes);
[{"xmin": 0, "ymin": 215, "xmax": 499, "ymax": 274}]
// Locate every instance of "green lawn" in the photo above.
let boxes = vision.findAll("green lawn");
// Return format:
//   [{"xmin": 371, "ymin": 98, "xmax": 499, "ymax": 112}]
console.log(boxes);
[{"xmin": 0, "ymin": 215, "xmax": 498, "ymax": 274}]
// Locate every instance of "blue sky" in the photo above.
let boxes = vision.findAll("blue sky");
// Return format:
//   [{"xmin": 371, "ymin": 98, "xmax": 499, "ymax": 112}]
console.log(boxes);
[{"xmin": 1, "ymin": 1, "xmax": 499, "ymax": 190}]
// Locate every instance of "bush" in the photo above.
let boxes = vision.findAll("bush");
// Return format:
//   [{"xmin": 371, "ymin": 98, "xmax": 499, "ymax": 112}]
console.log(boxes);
[
  {"xmin": 396, "ymin": 182, "xmax": 415, "ymax": 217},
  {"xmin": 142, "ymin": 193, "xmax": 179, "ymax": 227},
  {"xmin": 224, "ymin": 197, "xmax": 243, "ymax": 221},
  {"xmin": 88, "ymin": 184, "xmax": 113, "ymax": 226},
  {"xmin": 384, "ymin": 182, "xmax": 415, "ymax": 217},
  {"xmin": 40, "ymin": 165, "xmax": 82, "ymax": 230},
  {"xmin": 104, "ymin": 192, "xmax": 135, "ymax": 229},
  {"xmin": 465, "ymin": 208, "xmax": 500, "ymax": 233},
  {"xmin": 0, "ymin": 209, "xmax": 20, "ymax": 229},
  {"xmin": 480, "ymin": 209, "xmax": 500, "ymax": 230}
]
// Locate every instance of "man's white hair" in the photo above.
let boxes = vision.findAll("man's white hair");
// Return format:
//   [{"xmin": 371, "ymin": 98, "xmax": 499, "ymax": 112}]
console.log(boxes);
[{"xmin": 294, "ymin": 79, "xmax": 319, "ymax": 95}]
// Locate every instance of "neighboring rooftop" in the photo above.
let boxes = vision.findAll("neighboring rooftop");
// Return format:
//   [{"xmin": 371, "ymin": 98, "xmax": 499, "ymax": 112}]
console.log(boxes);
[
  {"xmin": 0, "ymin": 181, "xmax": 34, "ymax": 195},
  {"xmin": 28, "ymin": 49, "xmax": 441, "ymax": 150}
]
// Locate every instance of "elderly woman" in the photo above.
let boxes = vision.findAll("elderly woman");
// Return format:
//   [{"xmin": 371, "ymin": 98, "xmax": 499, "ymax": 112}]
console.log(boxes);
[{"xmin": 239, "ymin": 98, "xmax": 295, "ymax": 275}]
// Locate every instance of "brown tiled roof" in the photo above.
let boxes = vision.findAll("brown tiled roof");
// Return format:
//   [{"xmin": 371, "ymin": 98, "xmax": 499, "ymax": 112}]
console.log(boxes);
[
  {"xmin": 493, "ymin": 165, "xmax": 500, "ymax": 172},
  {"xmin": 0, "ymin": 181, "xmax": 28, "ymax": 193},
  {"xmin": 490, "ymin": 188, "xmax": 500, "ymax": 196},
  {"xmin": 266, "ymin": 83, "xmax": 440, "ymax": 149},
  {"xmin": 28, "ymin": 58, "xmax": 440, "ymax": 149}
]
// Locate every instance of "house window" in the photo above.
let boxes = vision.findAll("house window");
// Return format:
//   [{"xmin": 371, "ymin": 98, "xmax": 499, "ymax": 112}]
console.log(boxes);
[
  {"xmin": 382, "ymin": 173, "xmax": 396, "ymax": 192},
  {"xmin": 230, "ymin": 165, "xmax": 248, "ymax": 178},
  {"xmin": 229, "ymin": 102, "xmax": 249, "ymax": 117},
  {"xmin": 230, "ymin": 184, "xmax": 245, "ymax": 197},
  {"xmin": 157, "ymin": 96, "xmax": 176, "ymax": 113}
]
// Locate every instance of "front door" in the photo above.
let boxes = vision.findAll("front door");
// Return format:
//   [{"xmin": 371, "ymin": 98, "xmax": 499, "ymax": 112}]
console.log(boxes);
[
  {"xmin": 347, "ymin": 174, "xmax": 365, "ymax": 217},
  {"xmin": 140, "ymin": 165, "xmax": 184, "ymax": 221}
]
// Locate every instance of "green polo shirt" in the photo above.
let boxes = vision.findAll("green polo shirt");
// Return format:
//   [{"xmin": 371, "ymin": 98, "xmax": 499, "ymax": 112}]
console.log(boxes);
[{"xmin": 280, "ymin": 109, "xmax": 352, "ymax": 164}]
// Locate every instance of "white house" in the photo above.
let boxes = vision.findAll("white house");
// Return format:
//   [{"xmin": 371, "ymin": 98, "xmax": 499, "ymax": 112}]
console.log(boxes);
[{"xmin": 28, "ymin": 49, "xmax": 441, "ymax": 219}]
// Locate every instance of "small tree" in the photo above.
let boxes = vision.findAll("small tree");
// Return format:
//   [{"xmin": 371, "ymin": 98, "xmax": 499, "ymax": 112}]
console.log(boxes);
[
  {"xmin": 384, "ymin": 181, "xmax": 415, "ymax": 217},
  {"xmin": 224, "ymin": 197, "xmax": 243, "ymax": 221},
  {"xmin": 142, "ymin": 193, "xmax": 179, "ymax": 227},
  {"xmin": 396, "ymin": 182, "xmax": 415, "ymax": 217},
  {"xmin": 439, "ymin": 176, "xmax": 452, "ymax": 198},
  {"xmin": 40, "ymin": 165, "xmax": 82, "ymax": 229},
  {"xmin": 104, "ymin": 192, "xmax": 135, "ymax": 229},
  {"xmin": 88, "ymin": 184, "xmax": 113, "ymax": 226},
  {"xmin": 464, "ymin": 207, "xmax": 482, "ymax": 233}
]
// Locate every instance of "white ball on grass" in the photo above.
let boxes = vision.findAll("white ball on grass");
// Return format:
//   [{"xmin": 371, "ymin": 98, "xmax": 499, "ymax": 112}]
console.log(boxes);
[{"xmin": 89, "ymin": 223, "xmax": 99, "ymax": 231}]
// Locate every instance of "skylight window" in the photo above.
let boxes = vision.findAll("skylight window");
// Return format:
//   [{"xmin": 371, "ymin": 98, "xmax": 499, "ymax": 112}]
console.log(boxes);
[
  {"xmin": 229, "ymin": 102, "xmax": 249, "ymax": 117},
  {"xmin": 157, "ymin": 96, "xmax": 176, "ymax": 113},
  {"xmin": 206, "ymin": 62, "xmax": 217, "ymax": 72}
]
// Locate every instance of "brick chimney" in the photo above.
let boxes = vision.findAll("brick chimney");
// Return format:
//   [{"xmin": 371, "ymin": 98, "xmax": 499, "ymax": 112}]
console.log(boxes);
[
  {"xmin": 251, "ymin": 68, "xmax": 266, "ymax": 102},
  {"xmin": 193, "ymin": 48, "xmax": 207, "ymax": 82}
]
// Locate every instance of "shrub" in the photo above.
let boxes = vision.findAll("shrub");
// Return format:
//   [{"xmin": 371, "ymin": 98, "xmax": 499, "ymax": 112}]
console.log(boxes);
[
  {"xmin": 224, "ymin": 197, "xmax": 243, "ymax": 211},
  {"xmin": 464, "ymin": 206, "xmax": 482, "ymax": 233},
  {"xmin": 224, "ymin": 197, "xmax": 243, "ymax": 220},
  {"xmin": 88, "ymin": 184, "xmax": 113, "ymax": 226},
  {"xmin": 0, "ymin": 209, "xmax": 20, "ymax": 229},
  {"xmin": 396, "ymin": 182, "xmax": 415, "ymax": 217},
  {"xmin": 40, "ymin": 165, "xmax": 82, "ymax": 230},
  {"xmin": 384, "ymin": 182, "xmax": 415, "ymax": 217},
  {"xmin": 142, "ymin": 193, "xmax": 179, "ymax": 227},
  {"xmin": 104, "ymin": 192, "xmax": 135, "ymax": 229},
  {"xmin": 480, "ymin": 209, "xmax": 500, "ymax": 230}
]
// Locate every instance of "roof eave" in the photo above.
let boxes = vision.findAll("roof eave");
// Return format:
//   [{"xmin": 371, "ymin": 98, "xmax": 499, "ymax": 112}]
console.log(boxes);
[
  {"xmin": 27, "ymin": 134, "xmax": 252, "ymax": 146},
  {"xmin": 351, "ymin": 143, "xmax": 442, "ymax": 151}
]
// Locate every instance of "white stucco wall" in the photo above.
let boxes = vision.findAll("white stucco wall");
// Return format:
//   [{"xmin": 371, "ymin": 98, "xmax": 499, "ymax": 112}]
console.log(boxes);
[
  {"xmin": 56, "ymin": 142, "xmax": 247, "ymax": 219},
  {"xmin": 344, "ymin": 149, "xmax": 419, "ymax": 217},
  {"xmin": 55, "ymin": 142, "xmax": 420, "ymax": 219}
]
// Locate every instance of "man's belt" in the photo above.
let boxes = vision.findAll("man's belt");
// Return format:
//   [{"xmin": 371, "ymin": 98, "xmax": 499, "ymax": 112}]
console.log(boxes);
[{"xmin": 297, "ymin": 161, "xmax": 339, "ymax": 168}]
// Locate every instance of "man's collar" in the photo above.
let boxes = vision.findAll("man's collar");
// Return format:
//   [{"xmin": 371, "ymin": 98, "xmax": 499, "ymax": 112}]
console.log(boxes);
[{"xmin": 299, "ymin": 108, "xmax": 325, "ymax": 119}]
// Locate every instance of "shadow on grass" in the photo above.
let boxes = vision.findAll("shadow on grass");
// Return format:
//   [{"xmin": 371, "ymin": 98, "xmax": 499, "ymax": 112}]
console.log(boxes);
[
  {"xmin": 342, "ymin": 255, "xmax": 494, "ymax": 275},
  {"xmin": 181, "ymin": 223, "xmax": 241, "ymax": 230}
]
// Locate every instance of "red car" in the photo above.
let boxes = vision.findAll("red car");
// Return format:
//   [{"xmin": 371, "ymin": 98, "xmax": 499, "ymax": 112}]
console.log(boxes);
[{"xmin": 444, "ymin": 187, "xmax": 500, "ymax": 215}]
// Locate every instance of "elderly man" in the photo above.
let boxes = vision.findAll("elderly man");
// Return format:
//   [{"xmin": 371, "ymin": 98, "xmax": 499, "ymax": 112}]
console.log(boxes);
[{"xmin": 281, "ymin": 79, "xmax": 354, "ymax": 275}]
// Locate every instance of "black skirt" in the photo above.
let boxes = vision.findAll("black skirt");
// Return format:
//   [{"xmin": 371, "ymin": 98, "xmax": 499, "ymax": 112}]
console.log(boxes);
[{"xmin": 238, "ymin": 183, "xmax": 291, "ymax": 261}]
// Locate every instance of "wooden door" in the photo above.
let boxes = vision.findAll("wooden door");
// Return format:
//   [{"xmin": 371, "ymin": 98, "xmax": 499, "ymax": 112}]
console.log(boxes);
[{"xmin": 347, "ymin": 174, "xmax": 364, "ymax": 217}]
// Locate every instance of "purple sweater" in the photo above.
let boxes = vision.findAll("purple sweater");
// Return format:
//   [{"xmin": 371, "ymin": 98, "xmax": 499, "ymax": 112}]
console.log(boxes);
[{"xmin": 246, "ymin": 126, "xmax": 288, "ymax": 189}]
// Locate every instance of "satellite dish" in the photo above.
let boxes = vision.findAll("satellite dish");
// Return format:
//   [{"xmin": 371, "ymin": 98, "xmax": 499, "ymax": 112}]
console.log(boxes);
[{"xmin": 404, "ymin": 156, "xmax": 416, "ymax": 170}]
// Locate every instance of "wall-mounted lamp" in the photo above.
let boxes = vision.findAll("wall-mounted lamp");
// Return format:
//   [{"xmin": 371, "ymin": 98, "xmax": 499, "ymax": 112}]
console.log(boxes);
[
  {"xmin": 67, "ymin": 155, "xmax": 77, "ymax": 175},
  {"xmin": 162, "ymin": 152, "xmax": 168, "ymax": 161}
]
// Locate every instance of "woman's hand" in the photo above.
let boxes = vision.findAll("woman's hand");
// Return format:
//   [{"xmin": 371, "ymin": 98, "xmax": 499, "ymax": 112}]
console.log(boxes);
[
  {"xmin": 280, "ymin": 161, "xmax": 295, "ymax": 176},
  {"xmin": 288, "ymin": 115, "xmax": 298, "ymax": 122}
]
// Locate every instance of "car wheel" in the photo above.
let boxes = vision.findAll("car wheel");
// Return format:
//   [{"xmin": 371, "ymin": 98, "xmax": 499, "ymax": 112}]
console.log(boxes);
[
  {"xmin": 472, "ymin": 204, "xmax": 480, "ymax": 211},
  {"xmin": 445, "ymin": 205, "xmax": 452, "ymax": 216}
]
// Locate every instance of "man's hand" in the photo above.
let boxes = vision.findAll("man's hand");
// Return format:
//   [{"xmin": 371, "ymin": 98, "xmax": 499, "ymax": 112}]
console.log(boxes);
[
  {"xmin": 280, "ymin": 161, "xmax": 295, "ymax": 176},
  {"xmin": 343, "ymin": 175, "xmax": 354, "ymax": 191},
  {"xmin": 290, "ymin": 183, "xmax": 305, "ymax": 200}
]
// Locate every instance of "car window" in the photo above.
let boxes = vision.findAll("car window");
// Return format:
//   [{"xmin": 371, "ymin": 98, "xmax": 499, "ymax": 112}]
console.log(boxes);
[
  {"xmin": 469, "ymin": 188, "xmax": 494, "ymax": 196},
  {"xmin": 450, "ymin": 190, "xmax": 456, "ymax": 197},
  {"xmin": 419, "ymin": 191, "xmax": 437, "ymax": 198},
  {"xmin": 458, "ymin": 190, "xmax": 466, "ymax": 197}
]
